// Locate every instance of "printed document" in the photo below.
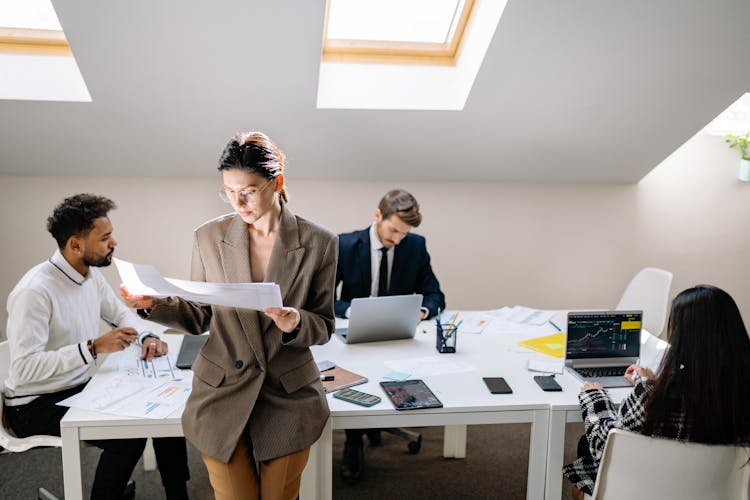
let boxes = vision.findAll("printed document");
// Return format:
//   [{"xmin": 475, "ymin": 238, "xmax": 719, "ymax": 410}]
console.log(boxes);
[
  {"xmin": 114, "ymin": 258, "xmax": 282, "ymax": 311},
  {"xmin": 59, "ymin": 345, "xmax": 192, "ymax": 419}
]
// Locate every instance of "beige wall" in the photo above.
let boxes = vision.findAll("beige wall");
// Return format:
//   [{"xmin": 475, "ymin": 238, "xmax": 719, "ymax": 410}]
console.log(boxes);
[{"xmin": 1, "ymin": 133, "xmax": 748, "ymax": 339}]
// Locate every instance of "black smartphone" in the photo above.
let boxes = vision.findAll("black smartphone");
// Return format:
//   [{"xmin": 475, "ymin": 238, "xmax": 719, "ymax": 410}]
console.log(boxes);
[
  {"xmin": 533, "ymin": 375, "xmax": 562, "ymax": 392},
  {"xmin": 483, "ymin": 377, "xmax": 512, "ymax": 394}
]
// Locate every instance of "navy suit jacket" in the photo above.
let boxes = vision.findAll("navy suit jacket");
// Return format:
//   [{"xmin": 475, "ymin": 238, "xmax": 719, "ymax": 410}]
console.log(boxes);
[{"xmin": 335, "ymin": 228, "xmax": 445, "ymax": 319}]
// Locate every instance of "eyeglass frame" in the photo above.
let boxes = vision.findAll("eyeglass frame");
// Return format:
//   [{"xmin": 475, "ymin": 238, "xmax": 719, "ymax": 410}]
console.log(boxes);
[{"xmin": 218, "ymin": 178, "xmax": 276, "ymax": 204}]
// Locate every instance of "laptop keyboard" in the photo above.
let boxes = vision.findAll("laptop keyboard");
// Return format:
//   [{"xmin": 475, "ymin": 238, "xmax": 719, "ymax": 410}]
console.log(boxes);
[{"xmin": 574, "ymin": 366, "xmax": 629, "ymax": 378}]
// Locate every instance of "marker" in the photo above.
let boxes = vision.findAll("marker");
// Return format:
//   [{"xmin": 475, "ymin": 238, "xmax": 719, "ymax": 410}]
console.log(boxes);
[
  {"xmin": 321, "ymin": 375, "xmax": 334, "ymax": 382},
  {"xmin": 548, "ymin": 320, "xmax": 562, "ymax": 332}
]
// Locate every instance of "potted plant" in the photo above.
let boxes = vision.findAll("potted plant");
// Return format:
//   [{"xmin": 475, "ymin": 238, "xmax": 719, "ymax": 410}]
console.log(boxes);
[{"xmin": 725, "ymin": 132, "xmax": 750, "ymax": 182}]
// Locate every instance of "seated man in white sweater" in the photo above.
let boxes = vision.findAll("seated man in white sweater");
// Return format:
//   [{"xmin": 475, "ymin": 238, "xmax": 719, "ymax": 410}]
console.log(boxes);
[{"xmin": 3, "ymin": 194, "xmax": 189, "ymax": 500}]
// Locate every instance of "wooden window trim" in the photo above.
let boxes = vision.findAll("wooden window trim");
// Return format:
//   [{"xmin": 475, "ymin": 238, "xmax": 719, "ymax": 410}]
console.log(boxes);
[
  {"xmin": 322, "ymin": 0, "xmax": 475, "ymax": 67},
  {"xmin": 0, "ymin": 27, "xmax": 71, "ymax": 56}
]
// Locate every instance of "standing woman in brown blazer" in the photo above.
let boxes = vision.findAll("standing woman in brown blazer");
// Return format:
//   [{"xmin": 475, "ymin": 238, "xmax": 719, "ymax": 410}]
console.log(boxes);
[{"xmin": 121, "ymin": 131, "xmax": 338, "ymax": 500}]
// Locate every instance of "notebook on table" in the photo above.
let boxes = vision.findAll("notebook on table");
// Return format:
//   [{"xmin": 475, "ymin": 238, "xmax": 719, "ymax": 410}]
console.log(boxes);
[
  {"xmin": 320, "ymin": 365, "xmax": 368, "ymax": 393},
  {"xmin": 335, "ymin": 294, "xmax": 423, "ymax": 344},
  {"xmin": 565, "ymin": 310, "xmax": 642, "ymax": 388},
  {"xmin": 175, "ymin": 334, "xmax": 209, "ymax": 369}
]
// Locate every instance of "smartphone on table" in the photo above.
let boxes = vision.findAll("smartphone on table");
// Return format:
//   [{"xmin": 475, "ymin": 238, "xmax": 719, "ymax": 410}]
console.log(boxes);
[
  {"xmin": 483, "ymin": 377, "xmax": 513, "ymax": 394},
  {"xmin": 533, "ymin": 375, "xmax": 562, "ymax": 391},
  {"xmin": 333, "ymin": 388, "xmax": 382, "ymax": 407}
]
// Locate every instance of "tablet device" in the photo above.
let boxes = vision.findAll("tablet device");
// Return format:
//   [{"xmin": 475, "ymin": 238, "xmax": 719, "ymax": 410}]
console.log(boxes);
[{"xmin": 379, "ymin": 379, "xmax": 443, "ymax": 410}]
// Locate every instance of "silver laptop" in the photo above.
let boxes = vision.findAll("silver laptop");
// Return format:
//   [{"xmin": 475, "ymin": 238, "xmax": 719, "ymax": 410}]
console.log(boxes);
[
  {"xmin": 336, "ymin": 294, "xmax": 423, "ymax": 344},
  {"xmin": 565, "ymin": 310, "xmax": 643, "ymax": 388}
]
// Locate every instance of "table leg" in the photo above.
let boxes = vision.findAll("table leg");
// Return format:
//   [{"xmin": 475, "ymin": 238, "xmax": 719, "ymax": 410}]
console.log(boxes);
[
  {"xmin": 300, "ymin": 418, "xmax": 332, "ymax": 500},
  {"xmin": 442, "ymin": 424, "xmax": 467, "ymax": 458},
  {"xmin": 143, "ymin": 437, "xmax": 157, "ymax": 471},
  {"xmin": 545, "ymin": 409, "xmax": 567, "ymax": 500},
  {"xmin": 61, "ymin": 426, "xmax": 84, "ymax": 500},
  {"xmin": 527, "ymin": 409, "xmax": 550, "ymax": 500}
]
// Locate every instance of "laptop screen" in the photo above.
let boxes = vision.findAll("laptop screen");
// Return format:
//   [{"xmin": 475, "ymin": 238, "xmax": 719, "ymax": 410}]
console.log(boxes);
[{"xmin": 566, "ymin": 311, "xmax": 642, "ymax": 360}]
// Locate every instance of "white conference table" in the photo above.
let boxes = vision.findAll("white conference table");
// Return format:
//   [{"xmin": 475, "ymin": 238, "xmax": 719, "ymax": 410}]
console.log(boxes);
[
  {"xmin": 59, "ymin": 334, "xmax": 186, "ymax": 500},
  {"xmin": 59, "ymin": 317, "xmax": 667, "ymax": 500},
  {"xmin": 304, "ymin": 317, "xmax": 562, "ymax": 500}
]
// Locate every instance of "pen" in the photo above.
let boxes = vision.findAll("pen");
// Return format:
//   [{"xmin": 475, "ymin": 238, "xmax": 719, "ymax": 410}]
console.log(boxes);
[
  {"xmin": 446, "ymin": 312, "xmax": 458, "ymax": 332},
  {"xmin": 101, "ymin": 316, "xmax": 118, "ymax": 328},
  {"xmin": 166, "ymin": 356, "xmax": 176, "ymax": 380},
  {"xmin": 549, "ymin": 320, "xmax": 562, "ymax": 332},
  {"xmin": 321, "ymin": 375, "xmax": 334, "ymax": 382}
]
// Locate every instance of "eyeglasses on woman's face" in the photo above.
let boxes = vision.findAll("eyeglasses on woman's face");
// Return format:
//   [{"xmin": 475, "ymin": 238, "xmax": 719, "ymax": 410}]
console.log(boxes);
[{"xmin": 218, "ymin": 178, "xmax": 275, "ymax": 204}]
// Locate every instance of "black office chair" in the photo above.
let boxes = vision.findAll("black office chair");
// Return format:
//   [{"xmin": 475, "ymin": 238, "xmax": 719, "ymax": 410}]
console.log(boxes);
[{"xmin": 382, "ymin": 427, "xmax": 422, "ymax": 454}]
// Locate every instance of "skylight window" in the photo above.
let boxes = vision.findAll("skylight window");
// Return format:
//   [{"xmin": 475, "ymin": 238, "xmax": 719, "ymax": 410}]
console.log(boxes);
[
  {"xmin": 318, "ymin": 0, "xmax": 508, "ymax": 110},
  {"xmin": 323, "ymin": 0, "xmax": 475, "ymax": 66},
  {"xmin": 0, "ymin": 0, "xmax": 90, "ymax": 101},
  {"xmin": 327, "ymin": 0, "xmax": 461, "ymax": 44},
  {"xmin": 0, "ymin": 0, "xmax": 62, "ymax": 30}
]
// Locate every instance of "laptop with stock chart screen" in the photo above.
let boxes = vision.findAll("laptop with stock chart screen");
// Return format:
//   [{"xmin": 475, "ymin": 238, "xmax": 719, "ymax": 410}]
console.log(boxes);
[{"xmin": 565, "ymin": 310, "xmax": 642, "ymax": 388}]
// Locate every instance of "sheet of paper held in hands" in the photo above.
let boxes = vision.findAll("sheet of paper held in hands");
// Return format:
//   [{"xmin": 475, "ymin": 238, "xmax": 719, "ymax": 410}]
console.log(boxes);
[
  {"xmin": 58, "ymin": 345, "xmax": 192, "ymax": 419},
  {"xmin": 114, "ymin": 258, "xmax": 282, "ymax": 311}
]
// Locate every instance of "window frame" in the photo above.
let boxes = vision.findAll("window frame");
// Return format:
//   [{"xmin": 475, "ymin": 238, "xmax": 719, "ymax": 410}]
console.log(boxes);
[
  {"xmin": 321, "ymin": 0, "xmax": 476, "ymax": 66},
  {"xmin": 0, "ymin": 27, "xmax": 71, "ymax": 56}
]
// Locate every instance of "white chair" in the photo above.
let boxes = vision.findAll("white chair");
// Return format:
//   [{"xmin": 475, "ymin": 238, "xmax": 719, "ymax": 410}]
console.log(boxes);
[
  {"xmin": 1, "ymin": 340, "xmax": 62, "ymax": 499},
  {"xmin": 587, "ymin": 428, "xmax": 750, "ymax": 500},
  {"xmin": 616, "ymin": 267, "xmax": 673, "ymax": 337}
]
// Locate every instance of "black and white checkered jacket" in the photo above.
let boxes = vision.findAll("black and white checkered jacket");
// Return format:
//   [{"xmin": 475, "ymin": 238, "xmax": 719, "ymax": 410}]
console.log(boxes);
[{"xmin": 561, "ymin": 375, "xmax": 691, "ymax": 495}]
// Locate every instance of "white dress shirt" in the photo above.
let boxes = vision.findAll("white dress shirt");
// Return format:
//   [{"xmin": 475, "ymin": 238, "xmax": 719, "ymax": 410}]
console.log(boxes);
[{"xmin": 3, "ymin": 249, "xmax": 146, "ymax": 406}]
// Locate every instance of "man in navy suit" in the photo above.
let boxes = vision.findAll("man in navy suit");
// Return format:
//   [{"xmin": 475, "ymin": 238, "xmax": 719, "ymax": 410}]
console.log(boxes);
[{"xmin": 335, "ymin": 189, "xmax": 445, "ymax": 483}]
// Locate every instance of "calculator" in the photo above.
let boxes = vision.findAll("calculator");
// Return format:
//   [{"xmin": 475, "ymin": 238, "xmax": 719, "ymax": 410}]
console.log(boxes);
[{"xmin": 333, "ymin": 388, "xmax": 382, "ymax": 407}]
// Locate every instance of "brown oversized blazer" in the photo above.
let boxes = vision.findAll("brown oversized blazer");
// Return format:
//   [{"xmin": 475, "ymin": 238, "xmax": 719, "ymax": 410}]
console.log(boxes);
[{"xmin": 146, "ymin": 204, "xmax": 338, "ymax": 463}]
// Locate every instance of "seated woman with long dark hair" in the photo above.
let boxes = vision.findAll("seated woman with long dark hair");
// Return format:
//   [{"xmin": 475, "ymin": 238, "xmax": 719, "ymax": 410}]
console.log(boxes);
[{"xmin": 563, "ymin": 284, "xmax": 750, "ymax": 498}]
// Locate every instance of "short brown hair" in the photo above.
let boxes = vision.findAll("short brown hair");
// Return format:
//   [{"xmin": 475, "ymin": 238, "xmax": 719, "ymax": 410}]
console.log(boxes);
[{"xmin": 378, "ymin": 189, "xmax": 421, "ymax": 227}]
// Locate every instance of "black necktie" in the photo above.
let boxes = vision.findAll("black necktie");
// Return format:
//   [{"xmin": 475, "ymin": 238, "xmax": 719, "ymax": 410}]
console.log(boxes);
[{"xmin": 378, "ymin": 247, "xmax": 388, "ymax": 296}]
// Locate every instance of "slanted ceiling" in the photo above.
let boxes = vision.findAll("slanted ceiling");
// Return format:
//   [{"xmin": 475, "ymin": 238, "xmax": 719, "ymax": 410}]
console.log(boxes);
[{"xmin": 0, "ymin": 0, "xmax": 749, "ymax": 182}]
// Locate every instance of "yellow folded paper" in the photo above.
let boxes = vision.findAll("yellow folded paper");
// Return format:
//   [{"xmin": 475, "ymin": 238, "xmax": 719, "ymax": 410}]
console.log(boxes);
[{"xmin": 518, "ymin": 332, "xmax": 566, "ymax": 358}]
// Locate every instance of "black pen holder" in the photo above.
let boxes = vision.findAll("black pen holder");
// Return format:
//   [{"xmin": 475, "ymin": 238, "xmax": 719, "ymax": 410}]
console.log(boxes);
[{"xmin": 436, "ymin": 322, "xmax": 457, "ymax": 353}]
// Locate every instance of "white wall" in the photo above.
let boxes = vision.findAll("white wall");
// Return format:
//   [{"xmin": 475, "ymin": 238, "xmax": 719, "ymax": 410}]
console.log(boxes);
[{"xmin": 1, "ymin": 133, "xmax": 748, "ymax": 339}]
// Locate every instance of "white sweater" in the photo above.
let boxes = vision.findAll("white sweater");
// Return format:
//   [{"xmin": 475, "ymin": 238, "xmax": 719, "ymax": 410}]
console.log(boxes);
[{"xmin": 4, "ymin": 249, "xmax": 147, "ymax": 406}]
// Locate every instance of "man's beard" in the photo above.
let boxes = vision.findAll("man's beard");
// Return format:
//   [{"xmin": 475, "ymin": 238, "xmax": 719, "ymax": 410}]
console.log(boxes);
[{"xmin": 84, "ymin": 250, "xmax": 114, "ymax": 268}]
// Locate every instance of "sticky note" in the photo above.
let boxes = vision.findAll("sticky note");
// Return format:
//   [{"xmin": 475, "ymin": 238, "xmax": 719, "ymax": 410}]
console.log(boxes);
[{"xmin": 382, "ymin": 371, "xmax": 410, "ymax": 381}]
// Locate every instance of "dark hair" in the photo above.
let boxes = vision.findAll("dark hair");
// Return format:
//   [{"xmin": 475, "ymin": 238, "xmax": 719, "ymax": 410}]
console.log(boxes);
[
  {"xmin": 642, "ymin": 285, "xmax": 750, "ymax": 445},
  {"xmin": 217, "ymin": 131, "xmax": 288, "ymax": 203},
  {"xmin": 378, "ymin": 189, "xmax": 422, "ymax": 227},
  {"xmin": 46, "ymin": 194, "xmax": 116, "ymax": 249}
]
